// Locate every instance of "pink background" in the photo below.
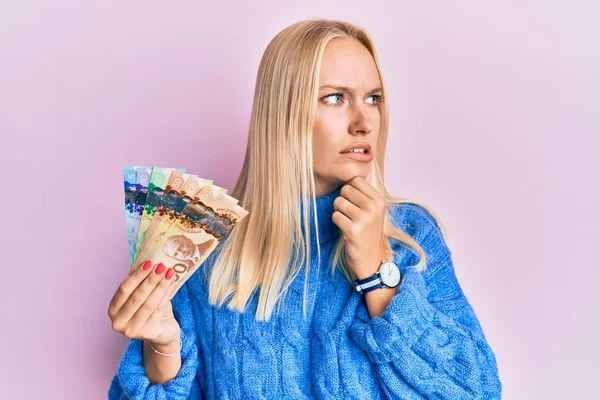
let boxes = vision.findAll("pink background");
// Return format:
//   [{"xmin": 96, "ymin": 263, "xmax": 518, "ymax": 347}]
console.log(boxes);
[{"xmin": 1, "ymin": 1, "xmax": 598, "ymax": 399}]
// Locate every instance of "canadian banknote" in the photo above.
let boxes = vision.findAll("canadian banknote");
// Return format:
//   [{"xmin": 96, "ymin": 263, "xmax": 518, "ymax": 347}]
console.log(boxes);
[{"xmin": 130, "ymin": 183, "xmax": 249, "ymax": 296}]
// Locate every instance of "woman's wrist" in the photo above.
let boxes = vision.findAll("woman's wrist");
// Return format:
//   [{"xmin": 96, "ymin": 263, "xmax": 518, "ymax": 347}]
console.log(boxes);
[
  {"xmin": 143, "ymin": 331, "xmax": 183, "ymax": 384},
  {"xmin": 147, "ymin": 330, "xmax": 181, "ymax": 354},
  {"xmin": 148, "ymin": 338, "xmax": 182, "ymax": 356}
]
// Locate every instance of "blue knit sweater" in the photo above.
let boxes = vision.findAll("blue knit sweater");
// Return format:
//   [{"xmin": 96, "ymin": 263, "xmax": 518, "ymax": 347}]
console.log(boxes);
[{"xmin": 108, "ymin": 187, "xmax": 502, "ymax": 399}]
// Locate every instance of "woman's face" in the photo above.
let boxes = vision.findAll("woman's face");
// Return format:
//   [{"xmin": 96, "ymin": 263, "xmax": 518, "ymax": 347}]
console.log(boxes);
[{"xmin": 312, "ymin": 37, "xmax": 383, "ymax": 197}]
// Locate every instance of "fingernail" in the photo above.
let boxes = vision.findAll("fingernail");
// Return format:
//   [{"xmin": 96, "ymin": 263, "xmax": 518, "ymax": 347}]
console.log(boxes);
[
  {"xmin": 165, "ymin": 268, "xmax": 174, "ymax": 280},
  {"xmin": 142, "ymin": 261, "xmax": 152, "ymax": 271},
  {"xmin": 155, "ymin": 263, "xmax": 165, "ymax": 275}
]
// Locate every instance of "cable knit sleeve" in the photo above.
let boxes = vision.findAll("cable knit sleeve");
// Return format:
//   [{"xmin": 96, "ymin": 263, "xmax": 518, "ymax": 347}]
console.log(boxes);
[
  {"xmin": 108, "ymin": 280, "xmax": 203, "ymax": 399},
  {"xmin": 349, "ymin": 204, "xmax": 502, "ymax": 399}
]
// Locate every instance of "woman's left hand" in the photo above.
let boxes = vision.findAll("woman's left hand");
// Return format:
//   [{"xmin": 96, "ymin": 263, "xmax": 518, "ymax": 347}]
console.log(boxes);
[{"xmin": 332, "ymin": 176, "xmax": 388, "ymax": 280}]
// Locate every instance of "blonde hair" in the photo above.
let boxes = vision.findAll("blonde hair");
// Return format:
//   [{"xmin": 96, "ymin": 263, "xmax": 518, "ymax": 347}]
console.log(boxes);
[{"xmin": 207, "ymin": 18, "xmax": 448, "ymax": 322}]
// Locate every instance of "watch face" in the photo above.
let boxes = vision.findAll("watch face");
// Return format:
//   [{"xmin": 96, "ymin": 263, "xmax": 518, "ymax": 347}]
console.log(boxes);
[{"xmin": 380, "ymin": 261, "xmax": 401, "ymax": 287}]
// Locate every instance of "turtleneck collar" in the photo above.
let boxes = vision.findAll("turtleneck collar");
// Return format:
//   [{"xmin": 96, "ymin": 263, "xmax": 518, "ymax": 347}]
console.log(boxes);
[{"xmin": 299, "ymin": 186, "xmax": 342, "ymax": 248}]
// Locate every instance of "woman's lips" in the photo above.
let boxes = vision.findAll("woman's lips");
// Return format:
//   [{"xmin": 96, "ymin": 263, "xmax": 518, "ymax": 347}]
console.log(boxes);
[{"xmin": 340, "ymin": 150, "xmax": 373, "ymax": 162}]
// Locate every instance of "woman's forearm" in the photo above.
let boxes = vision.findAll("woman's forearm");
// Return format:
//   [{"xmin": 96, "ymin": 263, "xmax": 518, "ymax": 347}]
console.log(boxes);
[{"xmin": 143, "ymin": 334, "xmax": 182, "ymax": 384}]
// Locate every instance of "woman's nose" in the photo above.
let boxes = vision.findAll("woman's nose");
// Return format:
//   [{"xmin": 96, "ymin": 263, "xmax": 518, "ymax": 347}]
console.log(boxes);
[{"xmin": 348, "ymin": 107, "xmax": 374, "ymax": 135}]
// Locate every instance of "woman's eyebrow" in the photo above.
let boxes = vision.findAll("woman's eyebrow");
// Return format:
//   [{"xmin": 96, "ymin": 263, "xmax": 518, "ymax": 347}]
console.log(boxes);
[{"xmin": 319, "ymin": 85, "xmax": 382, "ymax": 94}]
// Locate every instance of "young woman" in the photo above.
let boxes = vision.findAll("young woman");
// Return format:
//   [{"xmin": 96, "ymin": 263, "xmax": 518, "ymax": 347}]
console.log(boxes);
[{"xmin": 108, "ymin": 18, "xmax": 502, "ymax": 399}]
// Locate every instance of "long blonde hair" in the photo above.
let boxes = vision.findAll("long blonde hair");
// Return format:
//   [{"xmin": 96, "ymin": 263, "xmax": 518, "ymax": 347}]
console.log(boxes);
[{"xmin": 207, "ymin": 18, "xmax": 448, "ymax": 322}]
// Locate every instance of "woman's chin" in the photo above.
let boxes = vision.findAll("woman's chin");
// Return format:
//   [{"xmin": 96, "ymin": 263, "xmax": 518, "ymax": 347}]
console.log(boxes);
[{"xmin": 342, "ymin": 165, "xmax": 371, "ymax": 181}]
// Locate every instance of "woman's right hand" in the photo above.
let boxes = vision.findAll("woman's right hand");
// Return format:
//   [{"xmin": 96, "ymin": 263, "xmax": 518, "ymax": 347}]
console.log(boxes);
[{"xmin": 108, "ymin": 261, "xmax": 181, "ymax": 347}]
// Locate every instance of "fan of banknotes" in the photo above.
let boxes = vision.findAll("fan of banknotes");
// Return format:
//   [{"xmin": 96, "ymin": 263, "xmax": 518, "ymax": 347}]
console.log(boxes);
[{"xmin": 123, "ymin": 165, "xmax": 249, "ymax": 297}]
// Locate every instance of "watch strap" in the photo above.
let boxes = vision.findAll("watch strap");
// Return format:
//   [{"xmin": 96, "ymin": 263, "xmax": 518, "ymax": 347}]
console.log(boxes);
[{"xmin": 354, "ymin": 272, "xmax": 383, "ymax": 294}]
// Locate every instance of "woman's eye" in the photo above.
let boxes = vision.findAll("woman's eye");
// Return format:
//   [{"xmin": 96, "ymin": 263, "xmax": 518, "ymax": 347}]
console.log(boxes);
[
  {"xmin": 323, "ymin": 93, "xmax": 344, "ymax": 105},
  {"xmin": 367, "ymin": 95, "xmax": 383, "ymax": 105},
  {"xmin": 322, "ymin": 93, "xmax": 383, "ymax": 106}
]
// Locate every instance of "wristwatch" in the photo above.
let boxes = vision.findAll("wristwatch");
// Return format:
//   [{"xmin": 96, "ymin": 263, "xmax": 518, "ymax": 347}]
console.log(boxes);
[{"xmin": 354, "ymin": 260, "xmax": 401, "ymax": 295}]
